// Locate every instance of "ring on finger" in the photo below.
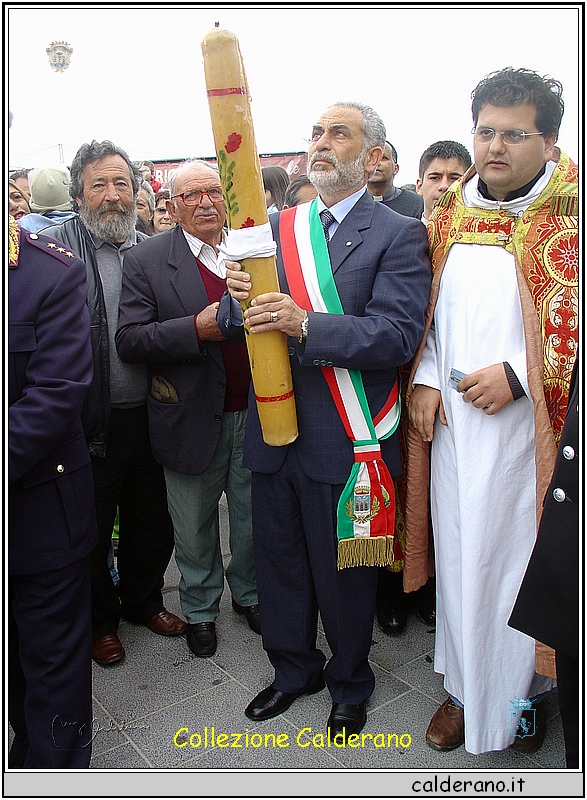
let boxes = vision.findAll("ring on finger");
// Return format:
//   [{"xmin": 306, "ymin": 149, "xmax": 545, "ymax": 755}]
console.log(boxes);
[{"xmin": 270, "ymin": 311, "xmax": 278, "ymax": 323}]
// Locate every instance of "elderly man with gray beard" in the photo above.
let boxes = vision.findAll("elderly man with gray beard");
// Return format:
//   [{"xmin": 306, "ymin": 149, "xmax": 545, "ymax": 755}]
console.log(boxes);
[
  {"xmin": 43, "ymin": 140, "xmax": 186, "ymax": 668},
  {"xmin": 221, "ymin": 102, "xmax": 431, "ymax": 736}
]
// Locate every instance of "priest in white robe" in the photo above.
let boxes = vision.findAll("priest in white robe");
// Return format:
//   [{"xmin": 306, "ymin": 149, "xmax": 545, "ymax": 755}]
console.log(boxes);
[{"xmin": 404, "ymin": 67, "xmax": 578, "ymax": 756}]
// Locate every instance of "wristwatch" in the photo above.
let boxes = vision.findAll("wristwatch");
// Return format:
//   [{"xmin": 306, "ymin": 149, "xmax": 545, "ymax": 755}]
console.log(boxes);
[{"xmin": 298, "ymin": 310, "xmax": 309, "ymax": 343}]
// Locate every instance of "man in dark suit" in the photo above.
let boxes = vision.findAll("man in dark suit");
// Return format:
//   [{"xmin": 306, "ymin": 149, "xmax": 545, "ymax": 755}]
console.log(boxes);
[
  {"xmin": 8, "ymin": 217, "xmax": 98, "ymax": 767},
  {"xmin": 116, "ymin": 160, "xmax": 258, "ymax": 659},
  {"xmin": 367, "ymin": 141, "xmax": 424, "ymax": 218},
  {"xmin": 509, "ymin": 357, "xmax": 579, "ymax": 768},
  {"xmin": 223, "ymin": 101, "xmax": 431, "ymax": 735}
]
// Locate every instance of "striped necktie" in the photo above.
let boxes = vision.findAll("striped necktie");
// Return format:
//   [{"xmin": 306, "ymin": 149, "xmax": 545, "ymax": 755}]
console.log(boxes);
[{"xmin": 320, "ymin": 209, "xmax": 336, "ymax": 242}]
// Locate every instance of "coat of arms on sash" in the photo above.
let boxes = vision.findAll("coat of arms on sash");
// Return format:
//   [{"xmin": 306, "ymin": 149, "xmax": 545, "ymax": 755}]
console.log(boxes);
[
  {"xmin": 46, "ymin": 41, "xmax": 73, "ymax": 72},
  {"xmin": 347, "ymin": 483, "xmax": 379, "ymax": 525}
]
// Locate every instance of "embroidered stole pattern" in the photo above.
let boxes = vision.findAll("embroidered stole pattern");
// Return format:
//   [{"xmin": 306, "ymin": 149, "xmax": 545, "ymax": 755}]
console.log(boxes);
[{"xmin": 428, "ymin": 152, "xmax": 578, "ymax": 441}]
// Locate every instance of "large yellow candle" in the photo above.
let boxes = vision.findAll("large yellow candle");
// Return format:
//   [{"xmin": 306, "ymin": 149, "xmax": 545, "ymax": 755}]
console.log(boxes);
[{"xmin": 201, "ymin": 27, "xmax": 298, "ymax": 447}]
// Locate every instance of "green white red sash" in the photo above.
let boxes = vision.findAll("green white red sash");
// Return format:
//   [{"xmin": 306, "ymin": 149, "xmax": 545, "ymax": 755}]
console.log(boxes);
[{"xmin": 279, "ymin": 199, "xmax": 400, "ymax": 569}]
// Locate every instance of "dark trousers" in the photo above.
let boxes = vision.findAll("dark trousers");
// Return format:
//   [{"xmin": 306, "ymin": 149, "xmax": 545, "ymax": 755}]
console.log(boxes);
[
  {"xmin": 377, "ymin": 567, "xmax": 436, "ymax": 610},
  {"xmin": 8, "ymin": 557, "xmax": 93, "ymax": 768},
  {"xmin": 556, "ymin": 650, "xmax": 579, "ymax": 769},
  {"xmin": 90, "ymin": 405, "xmax": 175, "ymax": 639},
  {"xmin": 252, "ymin": 445, "xmax": 378, "ymax": 705}
]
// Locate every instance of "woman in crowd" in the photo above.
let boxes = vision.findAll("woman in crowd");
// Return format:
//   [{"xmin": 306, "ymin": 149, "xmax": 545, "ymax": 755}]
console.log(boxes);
[
  {"xmin": 152, "ymin": 189, "xmax": 175, "ymax": 234},
  {"xmin": 262, "ymin": 165, "xmax": 289, "ymax": 213},
  {"xmin": 9, "ymin": 179, "xmax": 31, "ymax": 222},
  {"xmin": 136, "ymin": 180, "xmax": 155, "ymax": 236}
]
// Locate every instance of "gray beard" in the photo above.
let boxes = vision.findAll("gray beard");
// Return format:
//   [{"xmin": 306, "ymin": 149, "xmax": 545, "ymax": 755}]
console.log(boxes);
[
  {"xmin": 308, "ymin": 149, "xmax": 367, "ymax": 196},
  {"xmin": 79, "ymin": 200, "xmax": 137, "ymax": 244}
]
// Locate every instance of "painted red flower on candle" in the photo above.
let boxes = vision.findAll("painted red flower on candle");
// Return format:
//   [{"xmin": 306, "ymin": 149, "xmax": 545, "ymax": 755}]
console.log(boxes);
[
  {"xmin": 240, "ymin": 217, "xmax": 255, "ymax": 228},
  {"xmin": 225, "ymin": 132, "xmax": 242, "ymax": 153}
]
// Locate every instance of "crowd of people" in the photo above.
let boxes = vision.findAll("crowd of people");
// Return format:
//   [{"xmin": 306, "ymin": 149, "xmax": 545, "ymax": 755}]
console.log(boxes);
[{"xmin": 8, "ymin": 66, "xmax": 578, "ymax": 770}]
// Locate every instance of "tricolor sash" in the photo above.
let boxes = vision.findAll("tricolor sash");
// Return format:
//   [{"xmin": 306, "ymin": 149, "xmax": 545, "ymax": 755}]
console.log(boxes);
[{"xmin": 279, "ymin": 200, "xmax": 400, "ymax": 569}]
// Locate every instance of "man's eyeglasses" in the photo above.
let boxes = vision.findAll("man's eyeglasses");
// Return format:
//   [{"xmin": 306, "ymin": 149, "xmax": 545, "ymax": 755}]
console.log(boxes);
[
  {"xmin": 171, "ymin": 188, "xmax": 225, "ymax": 206},
  {"xmin": 472, "ymin": 127, "xmax": 544, "ymax": 146}
]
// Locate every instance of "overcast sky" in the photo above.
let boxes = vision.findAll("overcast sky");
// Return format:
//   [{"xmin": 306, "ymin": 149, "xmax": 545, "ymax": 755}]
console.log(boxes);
[{"xmin": 7, "ymin": 4, "xmax": 581, "ymax": 183}]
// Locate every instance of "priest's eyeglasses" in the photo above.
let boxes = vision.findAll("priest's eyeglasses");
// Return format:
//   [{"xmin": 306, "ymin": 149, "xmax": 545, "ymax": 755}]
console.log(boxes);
[
  {"xmin": 472, "ymin": 127, "xmax": 544, "ymax": 146},
  {"xmin": 171, "ymin": 187, "xmax": 225, "ymax": 206}
]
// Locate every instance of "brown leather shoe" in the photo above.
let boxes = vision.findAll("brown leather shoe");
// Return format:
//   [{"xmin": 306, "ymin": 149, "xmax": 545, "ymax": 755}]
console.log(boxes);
[
  {"xmin": 92, "ymin": 634, "xmax": 125, "ymax": 666},
  {"xmin": 511, "ymin": 702, "xmax": 546, "ymax": 753},
  {"xmin": 147, "ymin": 610, "xmax": 188, "ymax": 636},
  {"xmin": 426, "ymin": 697, "xmax": 464, "ymax": 751}
]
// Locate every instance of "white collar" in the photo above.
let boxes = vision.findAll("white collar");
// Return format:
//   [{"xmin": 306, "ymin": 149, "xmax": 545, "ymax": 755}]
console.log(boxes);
[
  {"xmin": 463, "ymin": 161, "xmax": 556, "ymax": 215},
  {"xmin": 317, "ymin": 185, "xmax": 366, "ymax": 225},
  {"xmin": 181, "ymin": 228, "xmax": 226, "ymax": 278}
]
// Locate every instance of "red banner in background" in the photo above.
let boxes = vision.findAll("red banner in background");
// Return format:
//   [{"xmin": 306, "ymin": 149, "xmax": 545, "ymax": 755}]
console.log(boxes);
[{"xmin": 152, "ymin": 152, "xmax": 308, "ymax": 190}]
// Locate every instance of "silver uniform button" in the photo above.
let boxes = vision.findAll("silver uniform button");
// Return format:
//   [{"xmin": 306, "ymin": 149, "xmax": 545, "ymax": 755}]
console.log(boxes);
[
  {"xmin": 563, "ymin": 446, "xmax": 575, "ymax": 460},
  {"xmin": 30, "ymin": 233, "xmax": 39, "ymax": 239},
  {"xmin": 553, "ymin": 487, "xmax": 566, "ymax": 503},
  {"xmin": 57, "ymin": 464, "xmax": 65, "ymax": 473}
]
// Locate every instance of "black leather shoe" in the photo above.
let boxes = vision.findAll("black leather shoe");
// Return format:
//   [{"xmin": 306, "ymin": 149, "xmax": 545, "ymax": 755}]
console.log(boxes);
[
  {"xmin": 417, "ymin": 602, "xmax": 436, "ymax": 627},
  {"xmin": 245, "ymin": 677, "xmax": 325, "ymax": 721},
  {"xmin": 416, "ymin": 577, "xmax": 436, "ymax": 626},
  {"xmin": 232, "ymin": 599, "xmax": 261, "ymax": 635},
  {"xmin": 186, "ymin": 622, "xmax": 217, "ymax": 657},
  {"xmin": 327, "ymin": 702, "xmax": 367, "ymax": 737},
  {"xmin": 377, "ymin": 603, "xmax": 407, "ymax": 635}
]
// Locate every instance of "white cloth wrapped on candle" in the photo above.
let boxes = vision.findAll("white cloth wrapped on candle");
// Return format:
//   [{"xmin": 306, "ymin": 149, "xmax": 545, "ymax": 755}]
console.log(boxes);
[{"xmin": 218, "ymin": 222, "xmax": 278, "ymax": 262}]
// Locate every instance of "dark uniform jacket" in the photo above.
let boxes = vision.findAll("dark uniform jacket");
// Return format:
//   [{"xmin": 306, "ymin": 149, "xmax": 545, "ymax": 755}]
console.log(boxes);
[
  {"xmin": 9, "ymin": 229, "xmax": 98, "ymax": 574},
  {"xmin": 509, "ymin": 357, "xmax": 579, "ymax": 658}
]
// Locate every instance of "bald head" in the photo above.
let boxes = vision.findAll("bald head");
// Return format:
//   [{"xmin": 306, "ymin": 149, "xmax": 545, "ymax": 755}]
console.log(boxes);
[{"xmin": 167, "ymin": 160, "xmax": 226, "ymax": 246}]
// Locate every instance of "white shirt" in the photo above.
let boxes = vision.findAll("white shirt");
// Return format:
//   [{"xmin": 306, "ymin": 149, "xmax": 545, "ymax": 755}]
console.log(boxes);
[
  {"xmin": 317, "ymin": 186, "xmax": 366, "ymax": 239},
  {"xmin": 181, "ymin": 228, "xmax": 226, "ymax": 278}
]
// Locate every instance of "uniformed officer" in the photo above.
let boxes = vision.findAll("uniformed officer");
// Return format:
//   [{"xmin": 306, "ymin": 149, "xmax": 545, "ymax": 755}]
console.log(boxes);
[
  {"xmin": 8, "ymin": 217, "xmax": 98, "ymax": 768},
  {"xmin": 509, "ymin": 356, "xmax": 580, "ymax": 768}
]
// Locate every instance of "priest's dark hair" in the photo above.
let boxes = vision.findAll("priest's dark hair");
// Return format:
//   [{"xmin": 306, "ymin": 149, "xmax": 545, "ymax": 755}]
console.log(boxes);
[{"xmin": 471, "ymin": 67, "xmax": 564, "ymax": 137}]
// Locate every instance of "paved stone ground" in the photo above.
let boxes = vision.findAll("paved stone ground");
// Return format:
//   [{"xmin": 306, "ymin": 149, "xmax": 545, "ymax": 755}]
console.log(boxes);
[{"xmin": 86, "ymin": 497, "xmax": 566, "ymax": 771}]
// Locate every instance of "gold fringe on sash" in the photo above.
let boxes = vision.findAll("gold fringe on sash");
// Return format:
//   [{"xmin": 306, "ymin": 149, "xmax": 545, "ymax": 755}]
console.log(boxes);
[{"xmin": 337, "ymin": 535, "xmax": 395, "ymax": 570}]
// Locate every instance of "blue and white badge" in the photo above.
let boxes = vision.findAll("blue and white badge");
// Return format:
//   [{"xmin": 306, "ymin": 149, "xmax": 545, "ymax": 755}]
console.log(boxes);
[{"xmin": 448, "ymin": 368, "xmax": 466, "ymax": 391}]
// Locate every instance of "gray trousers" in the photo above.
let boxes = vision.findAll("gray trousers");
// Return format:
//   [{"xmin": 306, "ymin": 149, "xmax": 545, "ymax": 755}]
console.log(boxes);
[{"xmin": 164, "ymin": 409, "xmax": 256, "ymax": 623}]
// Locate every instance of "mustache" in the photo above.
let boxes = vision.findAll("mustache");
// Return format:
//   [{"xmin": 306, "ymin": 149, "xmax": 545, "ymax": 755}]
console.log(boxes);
[
  {"xmin": 309, "ymin": 151, "xmax": 338, "ymax": 169},
  {"xmin": 98, "ymin": 201, "xmax": 132, "ymax": 215}
]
